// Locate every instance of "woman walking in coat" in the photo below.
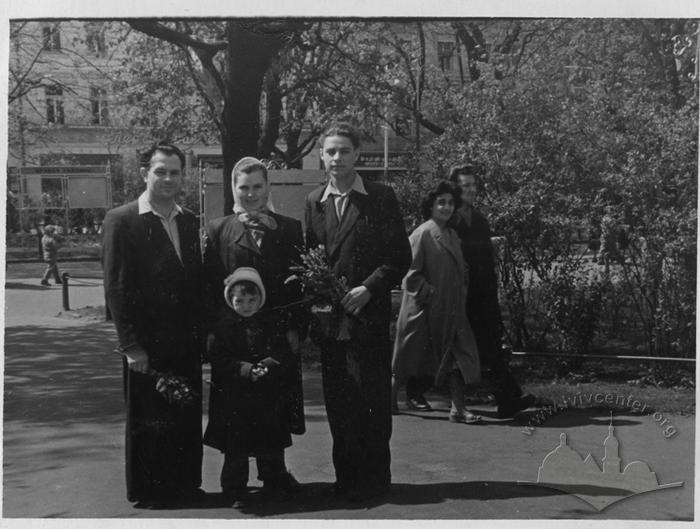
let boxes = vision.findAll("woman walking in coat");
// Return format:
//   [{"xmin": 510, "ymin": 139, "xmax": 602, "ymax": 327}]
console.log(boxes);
[{"xmin": 392, "ymin": 181, "xmax": 481, "ymax": 423}]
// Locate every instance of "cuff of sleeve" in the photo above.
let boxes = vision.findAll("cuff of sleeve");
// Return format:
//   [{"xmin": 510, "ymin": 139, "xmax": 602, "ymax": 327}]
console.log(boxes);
[
  {"xmin": 259, "ymin": 357, "xmax": 281, "ymax": 368},
  {"xmin": 114, "ymin": 343, "xmax": 139, "ymax": 357},
  {"xmin": 361, "ymin": 276, "xmax": 381, "ymax": 296},
  {"xmin": 239, "ymin": 362, "xmax": 254, "ymax": 379}
]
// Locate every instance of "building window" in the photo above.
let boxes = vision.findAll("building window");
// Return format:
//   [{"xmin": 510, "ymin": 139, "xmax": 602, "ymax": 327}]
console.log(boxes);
[
  {"xmin": 45, "ymin": 85, "xmax": 64, "ymax": 124},
  {"xmin": 438, "ymin": 41, "xmax": 455, "ymax": 71},
  {"xmin": 85, "ymin": 22, "xmax": 106, "ymax": 57},
  {"xmin": 42, "ymin": 26, "xmax": 61, "ymax": 51},
  {"xmin": 90, "ymin": 87, "xmax": 109, "ymax": 125}
]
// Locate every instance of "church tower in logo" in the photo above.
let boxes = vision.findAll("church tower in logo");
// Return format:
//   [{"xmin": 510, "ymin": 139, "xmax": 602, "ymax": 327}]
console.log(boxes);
[{"xmin": 602, "ymin": 413, "xmax": 621, "ymax": 474}]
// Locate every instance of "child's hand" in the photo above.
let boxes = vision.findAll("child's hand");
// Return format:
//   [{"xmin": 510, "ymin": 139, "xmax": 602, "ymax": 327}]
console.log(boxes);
[{"xmin": 250, "ymin": 364, "xmax": 268, "ymax": 382}]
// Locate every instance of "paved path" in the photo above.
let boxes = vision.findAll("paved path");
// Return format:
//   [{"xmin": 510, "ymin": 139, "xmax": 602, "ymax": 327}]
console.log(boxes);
[{"xmin": 2, "ymin": 263, "xmax": 695, "ymax": 522}]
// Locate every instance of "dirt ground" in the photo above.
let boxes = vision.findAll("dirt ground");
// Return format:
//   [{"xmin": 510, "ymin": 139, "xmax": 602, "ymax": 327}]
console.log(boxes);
[{"xmin": 2, "ymin": 261, "xmax": 695, "ymax": 522}]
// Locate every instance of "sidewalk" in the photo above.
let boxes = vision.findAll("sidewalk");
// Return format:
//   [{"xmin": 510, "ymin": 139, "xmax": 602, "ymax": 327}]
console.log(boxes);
[{"xmin": 2, "ymin": 264, "xmax": 695, "ymax": 521}]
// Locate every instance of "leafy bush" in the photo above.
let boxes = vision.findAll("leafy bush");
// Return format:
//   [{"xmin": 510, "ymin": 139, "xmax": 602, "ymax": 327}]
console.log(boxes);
[
  {"xmin": 410, "ymin": 28, "xmax": 697, "ymax": 358},
  {"xmin": 541, "ymin": 264, "xmax": 604, "ymax": 355}
]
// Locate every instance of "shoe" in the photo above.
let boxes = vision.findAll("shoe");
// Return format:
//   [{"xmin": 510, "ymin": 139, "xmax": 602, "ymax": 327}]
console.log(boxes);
[
  {"xmin": 322, "ymin": 482, "xmax": 351, "ymax": 497},
  {"xmin": 179, "ymin": 487, "xmax": 207, "ymax": 504},
  {"xmin": 133, "ymin": 498, "xmax": 170, "ymax": 510},
  {"xmin": 449, "ymin": 410, "xmax": 482, "ymax": 424},
  {"xmin": 132, "ymin": 490, "xmax": 176, "ymax": 509},
  {"xmin": 40, "ymin": 280, "xmax": 50, "ymax": 286},
  {"xmin": 497, "ymin": 393, "xmax": 536, "ymax": 418},
  {"xmin": 406, "ymin": 395, "xmax": 432, "ymax": 411},
  {"xmin": 347, "ymin": 483, "xmax": 390, "ymax": 502},
  {"xmin": 55, "ymin": 280, "xmax": 63, "ymax": 285},
  {"xmin": 263, "ymin": 471, "xmax": 302, "ymax": 497},
  {"xmin": 222, "ymin": 488, "xmax": 249, "ymax": 508}
]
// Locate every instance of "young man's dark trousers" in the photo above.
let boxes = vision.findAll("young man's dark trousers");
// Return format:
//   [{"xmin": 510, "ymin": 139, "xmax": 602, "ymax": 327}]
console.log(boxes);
[{"xmin": 320, "ymin": 338, "xmax": 392, "ymax": 492}]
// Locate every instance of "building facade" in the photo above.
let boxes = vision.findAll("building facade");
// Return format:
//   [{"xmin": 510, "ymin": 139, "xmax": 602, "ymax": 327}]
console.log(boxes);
[{"xmin": 8, "ymin": 19, "xmax": 473, "ymax": 227}]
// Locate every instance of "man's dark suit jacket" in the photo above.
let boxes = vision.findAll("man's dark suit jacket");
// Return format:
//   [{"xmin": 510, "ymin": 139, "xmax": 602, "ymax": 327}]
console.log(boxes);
[
  {"xmin": 102, "ymin": 199, "xmax": 204, "ymax": 502},
  {"xmin": 304, "ymin": 177, "xmax": 411, "ymax": 490},
  {"xmin": 305, "ymin": 179, "xmax": 411, "ymax": 339},
  {"xmin": 103, "ymin": 201, "xmax": 205, "ymax": 364}
]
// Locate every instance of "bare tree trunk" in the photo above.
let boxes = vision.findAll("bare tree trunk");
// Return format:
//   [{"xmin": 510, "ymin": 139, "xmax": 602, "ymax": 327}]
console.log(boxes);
[
  {"xmin": 221, "ymin": 20, "xmax": 287, "ymax": 214},
  {"xmin": 257, "ymin": 69, "xmax": 283, "ymax": 161}
]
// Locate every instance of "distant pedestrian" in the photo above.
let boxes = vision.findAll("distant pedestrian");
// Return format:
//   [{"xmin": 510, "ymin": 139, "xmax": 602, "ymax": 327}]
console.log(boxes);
[
  {"xmin": 204, "ymin": 267, "xmax": 302, "ymax": 509},
  {"xmin": 40, "ymin": 225, "xmax": 62, "ymax": 286}
]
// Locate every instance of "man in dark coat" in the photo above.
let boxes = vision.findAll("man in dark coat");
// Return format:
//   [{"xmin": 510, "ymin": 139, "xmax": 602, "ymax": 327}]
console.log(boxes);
[
  {"xmin": 449, "ymin": 164, "xmax": 535, "ymax": 418},
  {"xmin": 305, "ymin": 122, "xmax": 411, "ymax": 501},
  {"xmin": 102, "ymin": 143, "xmax": 204, "ymax": 508}
]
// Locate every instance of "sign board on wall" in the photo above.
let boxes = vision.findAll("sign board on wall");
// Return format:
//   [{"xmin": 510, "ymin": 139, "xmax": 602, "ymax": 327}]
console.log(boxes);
[{"xmin": 18, "ymin": 167, "xmax": 112, "ymax": 209}]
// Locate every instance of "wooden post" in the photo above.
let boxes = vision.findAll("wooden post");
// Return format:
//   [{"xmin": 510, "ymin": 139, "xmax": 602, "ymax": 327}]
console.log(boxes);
[{"xmin": 61, "ymin": 272, "xmax": 70, "ymax": 311}]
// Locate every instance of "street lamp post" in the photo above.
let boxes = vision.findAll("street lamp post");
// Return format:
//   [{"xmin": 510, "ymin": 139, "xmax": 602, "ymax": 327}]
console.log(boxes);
[{"xmin": 383, "ymin": 122, "xmax": 389, "ymax": 180}]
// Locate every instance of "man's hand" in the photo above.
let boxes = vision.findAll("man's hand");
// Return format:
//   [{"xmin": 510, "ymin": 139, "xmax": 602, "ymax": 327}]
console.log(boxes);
[
  {"xmin": 124, "ymin": 346, "xmax": 149, "ymax": 373},
  {"xmin": 341, "ymin": 285, "xmax": 372, "ymax": 316}
]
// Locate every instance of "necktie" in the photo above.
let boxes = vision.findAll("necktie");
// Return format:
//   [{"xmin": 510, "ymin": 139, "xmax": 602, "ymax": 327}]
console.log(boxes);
[{"xmin": 334, "ymin": 193, "xmax": 349, "ymax": 221}]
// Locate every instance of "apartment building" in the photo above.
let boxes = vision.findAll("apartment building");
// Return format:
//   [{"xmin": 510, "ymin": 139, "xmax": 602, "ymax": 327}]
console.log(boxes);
[{"xmin": 8, "ymin": 19, "xmax": 472, "ymax": 226}]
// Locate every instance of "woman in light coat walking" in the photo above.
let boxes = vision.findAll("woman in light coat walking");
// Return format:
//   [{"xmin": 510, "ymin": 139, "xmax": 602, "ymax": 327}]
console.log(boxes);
[{"xmin": 392, "ymin": 181, "xmax": 481, "ymax": 423}]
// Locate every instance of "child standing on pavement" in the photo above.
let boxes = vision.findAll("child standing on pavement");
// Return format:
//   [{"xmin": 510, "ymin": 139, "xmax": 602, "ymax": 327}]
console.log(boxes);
[
  {"xmin": 40, "ymin": 225, "xmax": 62, "ymax": 286},
  {"xmin": 203, "ymin": 267, "xmax": 301, "ymax": 508}
]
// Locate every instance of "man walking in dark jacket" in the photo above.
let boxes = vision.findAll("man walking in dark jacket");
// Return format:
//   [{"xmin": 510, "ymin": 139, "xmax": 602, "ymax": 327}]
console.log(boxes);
[{"xmin": 449, "ymin": 163, "xmax": 535, "ymax": 418}]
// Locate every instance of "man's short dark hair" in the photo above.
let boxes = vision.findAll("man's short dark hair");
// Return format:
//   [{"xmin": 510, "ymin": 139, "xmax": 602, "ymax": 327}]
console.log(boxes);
[
  {"xmin": 139, "ymin": 142, "xmax": 186, "ymax": 170},
  {"xmin": 320, "ymin": 122, "xmax": 361, "ymax": 149},
  {"xmin": 447, "ymin": 163, "xmax": 476, "ymax": 183},
  {"xmin": 420, "ymin": 180, "xmax": 462, "ymax": 220},
  {"xmin": 229, "ymin": 281, "xmax": 261, "ymax": 299}
]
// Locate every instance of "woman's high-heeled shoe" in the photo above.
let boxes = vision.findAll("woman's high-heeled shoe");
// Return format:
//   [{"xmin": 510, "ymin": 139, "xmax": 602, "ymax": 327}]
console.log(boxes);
[{"xmin": 449, "ymin": 410, "xmax": 482, "ymax": 424}]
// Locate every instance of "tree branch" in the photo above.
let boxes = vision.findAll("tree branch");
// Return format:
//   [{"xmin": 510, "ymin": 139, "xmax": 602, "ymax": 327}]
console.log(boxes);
[{"xmin": 127, "ymin": 20, "xmax": 227, "ymax": 54}]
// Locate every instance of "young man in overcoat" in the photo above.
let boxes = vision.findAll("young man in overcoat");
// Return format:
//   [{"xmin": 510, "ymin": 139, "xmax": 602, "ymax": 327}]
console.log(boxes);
[{"xmin": 304, "ymin": 122, "xmax": 411, "ymax": 501}]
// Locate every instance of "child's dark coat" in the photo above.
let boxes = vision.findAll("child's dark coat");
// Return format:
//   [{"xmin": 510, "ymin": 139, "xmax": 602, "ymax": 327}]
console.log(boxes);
[{"xmin": 204, "ymin": 309, "xmax": 301, "ymax": 456}]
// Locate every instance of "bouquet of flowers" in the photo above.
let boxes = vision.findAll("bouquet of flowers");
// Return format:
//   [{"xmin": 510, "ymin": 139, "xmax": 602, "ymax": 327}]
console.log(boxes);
[
  {"xmin": 149, "ymin": 369, "xmax": 199, "ymax": 408},
  {"xmin": 290, "ymin": 244, "xmax": 354, "ymax": 340}
]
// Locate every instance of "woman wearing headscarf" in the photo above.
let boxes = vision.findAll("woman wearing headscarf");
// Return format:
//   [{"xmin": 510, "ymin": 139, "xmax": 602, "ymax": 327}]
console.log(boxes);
[{"xmin": 203, "ymin": 157, "xmax": 306, "ymax": 498}]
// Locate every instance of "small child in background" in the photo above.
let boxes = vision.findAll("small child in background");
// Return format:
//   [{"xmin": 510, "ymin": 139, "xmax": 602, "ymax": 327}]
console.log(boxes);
[
  {"xmin": 203, "ymin": 267, "xmax": 301, "ymax": 508},
  {"xmin": 40, "ymin": 225, "xmax": 62, "ymax": 286}
]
